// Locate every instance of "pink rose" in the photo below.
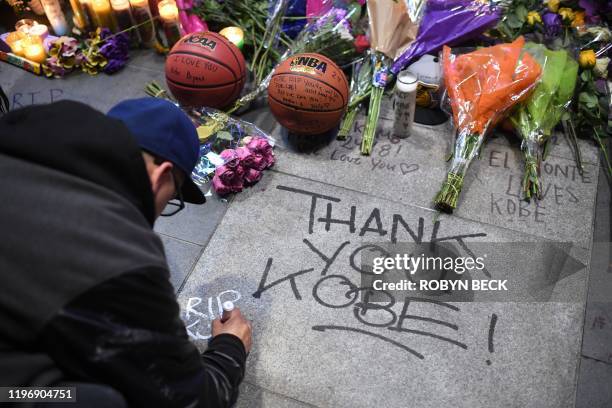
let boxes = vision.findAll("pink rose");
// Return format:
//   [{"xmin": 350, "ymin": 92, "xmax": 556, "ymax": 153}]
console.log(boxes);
[
  {"xmin": 220, "ymin": 149, "xmax": 240, "ymax": 168},
  {"xmin": 244, "ymin": 168, "xmax": 263, "ymax": 185},
  {"xmin": 212, "ymin": 161, "xmax": 244, "ymax": 196},
  {"xmin": 237, "ymin": 146, "xmax": 267, "ymax": 171},
  {"xmin": 212, "ymin": 174, "xmax": 233, "ymax": 195},
  {"xmin": 246, "ymin": 137, "xmax": 275, "ymax": 169},
  {"xmin": 212, "ymin": 172, "xmax": 243, "ymax": 195},
  {"xmin": 246, "ymin": 137, "xmax": 273, "ymax": 156}
]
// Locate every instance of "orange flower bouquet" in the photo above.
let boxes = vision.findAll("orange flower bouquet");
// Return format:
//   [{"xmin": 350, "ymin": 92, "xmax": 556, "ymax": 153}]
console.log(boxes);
[{"xmin": 434, "ymin": 37, "xmax": 542, "ymax": 213}]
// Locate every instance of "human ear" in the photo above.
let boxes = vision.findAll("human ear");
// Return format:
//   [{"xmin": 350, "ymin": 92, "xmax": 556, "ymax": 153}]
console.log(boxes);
[{"xmin": 150, "ymin": 161, "xmax": 174, "ymax": 194}]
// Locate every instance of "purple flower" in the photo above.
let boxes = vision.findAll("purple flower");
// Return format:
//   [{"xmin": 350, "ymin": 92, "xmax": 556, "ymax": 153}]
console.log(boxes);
[
  {"xmin": 98, "ymin": 29, "xmax": 129, "ymax": 74},
  {"xmin": 579, "ymin": 0, "xmax": 605, "ymax": 23},
  {"xmin": 542, "ymin": 12, "xmax": 562, "ymax": 38},
  {"xmin": 313, "ymin": 7, "xmax": 350, "ymax": 32}
]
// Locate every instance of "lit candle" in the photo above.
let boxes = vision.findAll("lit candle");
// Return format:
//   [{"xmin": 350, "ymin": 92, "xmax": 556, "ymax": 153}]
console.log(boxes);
[
  {"xmin": 28, "ymin": 23, "xmax": 49, "ymax": 39},
  {"xmin": 79, "ymin": 0, "xmax": 97, "ymax": 31},
  {"xmin": 110, "ymin": 0, "xmax": 140, "ymax": 45},
  {"xmin": 69, "ymin": 0, "xmax": 90, "ymax": 31},
  {"xmin": 40, "ymin": 0, "xmax": 69, "ymax": 35},
  {"xmin": 11, "ymin": 40, "xmax": 26, "ymax": 57},
  {"xmin": 6, "ymin": 32, "xmax": 27, "ymax": 57},
  {"xmin": 24, "ymin": 37, "xmax": 47, "ymax": 63},
  {"xmin": 92, "ymin": 0, "xmax": 118, "ymax": 31},
  {"xmin": 219, "ymin": 26, "xmax": 244, "ymax": 49},
  {"xmin": 129, "ymin": 0, "xmax": 154, "ymax": 45},
  {"xmin": 158, "ymin": 0, "xmax": 181, "ymax": 47},
  {"xmin": 15, "ymin": 19, "xmax": 35, "ymax": 34}
]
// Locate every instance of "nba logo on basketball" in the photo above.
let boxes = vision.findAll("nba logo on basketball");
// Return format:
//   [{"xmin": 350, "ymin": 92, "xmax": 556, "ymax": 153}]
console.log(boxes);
[
  {"xmin": 183, "ymin": 35, "xmax": 217, "ymax": 50},
  {"xmin": 289, "ymin": 56, "xmax": 328, "ymax": 75}
]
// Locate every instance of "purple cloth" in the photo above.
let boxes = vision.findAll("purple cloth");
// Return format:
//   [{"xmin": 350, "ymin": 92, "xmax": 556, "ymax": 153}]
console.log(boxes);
[{"xmin": 391, "ymin": 0, "xmax": 500, "ymax": 75}]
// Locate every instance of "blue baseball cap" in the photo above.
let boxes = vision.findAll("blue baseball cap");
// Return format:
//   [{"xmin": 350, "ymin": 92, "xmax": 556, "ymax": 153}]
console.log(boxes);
[{"xmin": 108, "ymin": 97, "xmax": 205, "ymax": 204}]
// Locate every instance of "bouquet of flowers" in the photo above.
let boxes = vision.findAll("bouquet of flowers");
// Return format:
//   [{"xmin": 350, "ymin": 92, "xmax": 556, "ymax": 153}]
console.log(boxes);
[
  {"xmin": 338, "ymin": 55, "xmax": 372, "ymax": 140},
  {"xmin": 391, "ymin": 0, "xmax": 501, "ymax": 75},
  {"xmin": 510, "ymin": 43, "xmax": 578, "ymax": 200},
  {"xmin": 211, "ymin": 137, "xmax": 275, "ymax": 195},
  {"xmin": 194, "ymin": 0, "xmax": 291, "ymax": 87},
  {"xmin": 434, "ymin": 37, "xmax": 542, "ymax": 213},
  {"xmin": 145, "ymin": 82, "xmax": 275, "ymax": 188},
  {"xmin": 487, "ymin": 0, "xmax": 611, "ymax": 176},
  {"xmin": 225, "ymin": 1, "xmax": 362, "ymax": 114},
  {"xmin": 360, "ymin": 0, "xmax": 419, "ymax": 155}
]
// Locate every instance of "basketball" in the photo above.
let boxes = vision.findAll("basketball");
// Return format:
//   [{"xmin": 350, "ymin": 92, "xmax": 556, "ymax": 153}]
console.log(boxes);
[
  {"xmin": 165, "ymin": 31, "xmax": 246, "ymax": 109},
  {"xmin": 268, "ymin": 53, "xmax": 349, "ymax": 135}
]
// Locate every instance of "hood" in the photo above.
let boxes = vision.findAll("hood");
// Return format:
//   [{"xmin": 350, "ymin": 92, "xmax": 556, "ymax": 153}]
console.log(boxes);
[{"xmin": 0, "ymin": 100, "xmax": 156, "ymax": 225}]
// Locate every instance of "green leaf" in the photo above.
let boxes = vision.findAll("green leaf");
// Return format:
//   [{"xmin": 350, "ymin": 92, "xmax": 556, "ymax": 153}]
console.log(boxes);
[
  {"xmin": 580, "ymin": 71, "xmax": 591, "ymax": 82},
  {"xmin": 506, "ymin": 14, "xmax": 524, "ymax": 29},
  {"xmin": 515, "ymin": 5, "xmax": 528, "ymax": 21},
  {"xmin": 579, "ymin": 91, "xmax": 598, "ymax": 106}
]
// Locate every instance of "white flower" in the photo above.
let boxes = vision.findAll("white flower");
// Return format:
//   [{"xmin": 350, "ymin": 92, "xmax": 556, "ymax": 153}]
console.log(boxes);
[
  {"xmin": 583, "ymin": 27, "xmax": 612, "ymax": 42},
  {"xmin": 594, "ymin": 57, "xmax": 610, "ymax": 78}
]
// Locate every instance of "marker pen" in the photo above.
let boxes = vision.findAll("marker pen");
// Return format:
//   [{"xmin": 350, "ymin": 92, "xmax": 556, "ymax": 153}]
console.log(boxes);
[{"xmin": 220, "ymin": 301, "xmax": 234, "ymax": 323}]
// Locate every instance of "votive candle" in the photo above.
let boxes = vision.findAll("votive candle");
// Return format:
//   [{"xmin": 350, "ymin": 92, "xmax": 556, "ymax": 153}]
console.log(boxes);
[
  {"xmin": 92, "ymin": 0, "xmax": 118, "ymax": 31},
  {"xmin": 158, "ymin": 0, "xmax": 181, "ymax": 47},
  {"xmin": 79, "ymin": 0, "xmax": 98, "ymax": 31},
  {"xmin": 15, "ymin": 19, "xmax": 35, "ymax": 34},
  {"xmin": 110, "ymin": 0, "xmax": 140, "ymax": 45},
  {"xmin": 28, "ymin": 23, "xmax": 49, "ymax": 39},
  {"xmin": 129, "ymin": 0, "xmax": 155, "ymax": 45},
  {"xmin": 69, "ymin": 0, "xmax": 90, "ymax": 31},
  {"xmin": 40, "ymin": 0, "xmax": 69, "ymax": 35},
  {"xmin": 24, "ymin": 36, "xmax": 47, "ymax": 63},
  {"xmin": 6, "ymin": 32, "xmax": 26, "ymax": 57}
]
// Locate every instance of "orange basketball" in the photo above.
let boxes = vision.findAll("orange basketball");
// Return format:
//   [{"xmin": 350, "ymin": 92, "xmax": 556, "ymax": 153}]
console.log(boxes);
[
  {"xmin": 165, "ymin": 31, "xmax": 246, "ymax": 108},
  {"xmin": 268, "ymin": 53, "xmax": 349, "ymax": 135}
]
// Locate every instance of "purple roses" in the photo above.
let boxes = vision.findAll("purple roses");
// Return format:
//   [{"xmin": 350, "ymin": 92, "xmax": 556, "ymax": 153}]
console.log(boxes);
[{"xmin": 212, "ymin": 137, "xmax": 275, "ymax": 195}]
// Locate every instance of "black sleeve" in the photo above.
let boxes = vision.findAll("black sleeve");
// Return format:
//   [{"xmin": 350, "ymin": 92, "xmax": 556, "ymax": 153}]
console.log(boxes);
[{"xmin": 36, "ymin": 268, "xmax": 247, "ymax": 408}]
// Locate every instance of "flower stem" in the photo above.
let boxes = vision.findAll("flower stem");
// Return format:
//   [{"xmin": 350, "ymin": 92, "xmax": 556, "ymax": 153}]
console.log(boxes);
[
  {"xmin": 361, "ymin": 86, "xmax": 383, "ymax": 155},
  {"xmin": 434, "ymin": 133, "xmax": 480, "ymax": 213},
  {"xmin": 434, "ymin": 172, "xmax": 464, "ymax": 213},
  {"xmin": 338, "ymin": 106, "xmax": 359, "ymax": 140},
  {"xmin": 594, "ymin": 128, "xmax": 612, "ymax": 177},
  {"xmin": 522, "ymin": 153, "xmax": 541, "ymax": 200}
]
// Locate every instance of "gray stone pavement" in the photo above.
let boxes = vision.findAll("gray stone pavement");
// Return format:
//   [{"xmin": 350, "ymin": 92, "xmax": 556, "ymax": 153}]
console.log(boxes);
[{"xmin": 1, "ymin": 49, "xmax": 611, "ymax": 407}]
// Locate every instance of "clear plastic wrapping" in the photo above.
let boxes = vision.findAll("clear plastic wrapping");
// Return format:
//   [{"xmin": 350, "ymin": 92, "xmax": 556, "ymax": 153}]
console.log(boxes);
[
  {"xmin": 185, "ymin": 106, "xmax": 275, "ymax": 185},
  {"xmin": 509, "ymin": 43, "xmax": 578, "ymax": 200},
  {"xmin": 434, "ymin": 36, "xmax": 542, "ymax": 213}
]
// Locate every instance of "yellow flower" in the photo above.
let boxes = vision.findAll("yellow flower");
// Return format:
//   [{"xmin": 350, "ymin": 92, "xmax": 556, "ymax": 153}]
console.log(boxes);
[
  {"xmin": 526, "ymin": 11, "xmax": 542, "ymax": 25},
  {"xmin": 571, "ymin": 11, "xmax": 586, "ymax": 28},
  {"xmin": 547, "ymin": 0, "xmax": 560, "ymax": 12},
  {"xmin": 558, "ymin": 7, "xmax": 575, "ymax": 22},
  {"xmin": 579, "ymin": 50, "xmax": 597, "ymax": 68}
]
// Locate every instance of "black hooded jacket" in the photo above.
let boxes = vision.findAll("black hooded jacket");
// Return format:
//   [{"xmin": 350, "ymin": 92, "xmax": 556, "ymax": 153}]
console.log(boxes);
[{"xmin": 0, "ymin": 101, "xmax": 246, "ymax": 407}]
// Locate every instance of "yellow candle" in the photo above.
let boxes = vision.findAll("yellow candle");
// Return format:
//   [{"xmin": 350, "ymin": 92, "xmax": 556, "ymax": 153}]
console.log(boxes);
[
  {"xmin": 158, "ymin": 0, "xmax": 178, "ymax": 23},
  {"xmin": 25, "ymin": 42, "xmax": 47, "ymax": 63},
  {"xmin": 92, "ymin": 0, "xmax": 117, "ymax": 30},
  {"xmin": 6, "ymin": 32, "xmax": 27, "ymax": 56},
  {"xmin": 11, "ymin": 40, "xmax": 26, "ymax": 57}
]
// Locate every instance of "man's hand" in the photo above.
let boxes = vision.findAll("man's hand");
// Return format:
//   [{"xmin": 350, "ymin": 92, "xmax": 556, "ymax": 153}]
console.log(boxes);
[{"xmin": 212, "ymin": 308, "xmax": 253, "ymax": 353}]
